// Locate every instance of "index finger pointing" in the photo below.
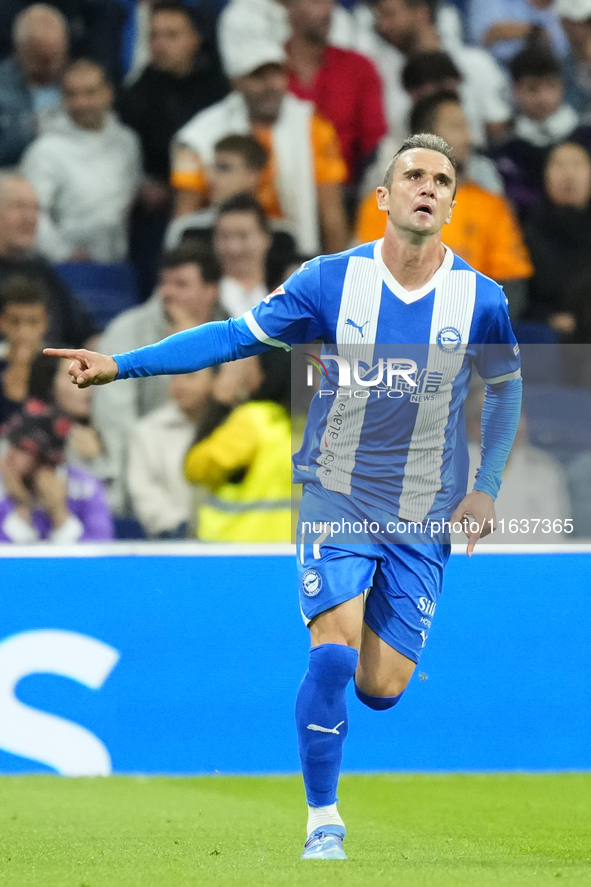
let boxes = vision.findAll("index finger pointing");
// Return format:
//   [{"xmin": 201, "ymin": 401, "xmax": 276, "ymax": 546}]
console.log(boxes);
[{"xmin": 43, "ymin": 348, "xmax": 85, "ymax": 359}]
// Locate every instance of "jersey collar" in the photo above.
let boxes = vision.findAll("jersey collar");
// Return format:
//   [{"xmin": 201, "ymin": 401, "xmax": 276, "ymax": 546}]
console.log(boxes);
[{"xmin": 373, "ymin": 239, "xmax": 454, "ymax": 305}]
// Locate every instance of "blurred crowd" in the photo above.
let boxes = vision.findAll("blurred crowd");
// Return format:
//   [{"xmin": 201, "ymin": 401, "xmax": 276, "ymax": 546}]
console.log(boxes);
[{"xmin": 0, "ymin": 0, "xmax": 590, "ymax": 543}]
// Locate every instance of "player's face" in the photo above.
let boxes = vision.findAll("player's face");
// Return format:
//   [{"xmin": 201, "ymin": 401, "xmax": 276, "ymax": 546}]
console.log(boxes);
[{"xmin": 377, "ymin": 148, "xmax": 456, "ymax": 240}]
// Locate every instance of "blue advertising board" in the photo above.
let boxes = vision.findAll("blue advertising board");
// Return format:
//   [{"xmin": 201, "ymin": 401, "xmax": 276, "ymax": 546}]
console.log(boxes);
[{"xmin": 0, "ymin": 544, "xmax": 589, "ymax": 775}]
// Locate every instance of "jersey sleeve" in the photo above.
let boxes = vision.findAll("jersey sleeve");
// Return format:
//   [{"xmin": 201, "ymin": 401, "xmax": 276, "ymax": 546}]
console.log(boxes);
[
  {"xmin": 472, "ymin": 288, "xmax": 521, "ymax": 384},
  {"xmin": 240, "ymin": 258, "xmax": 326, "ymax": 348}
]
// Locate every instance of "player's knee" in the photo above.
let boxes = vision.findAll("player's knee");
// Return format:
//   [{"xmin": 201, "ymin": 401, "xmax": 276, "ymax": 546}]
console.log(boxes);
[{"xmin": 354, "ymin": 682, "xmax": 404, "ymax": 711}]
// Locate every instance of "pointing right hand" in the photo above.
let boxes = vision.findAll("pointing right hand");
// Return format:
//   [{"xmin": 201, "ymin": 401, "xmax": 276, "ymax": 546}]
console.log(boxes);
[{"xmin": 43, "ymin": 348, "xmax": 119, "ymax": 388}]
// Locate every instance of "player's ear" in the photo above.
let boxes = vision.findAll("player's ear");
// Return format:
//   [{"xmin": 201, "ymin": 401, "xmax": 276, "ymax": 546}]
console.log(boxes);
[
  {"xmin": 445, "ymin": 199, "xmax": 456, "ymax": 225},
  {"xmin": 376, "ymin": 186, "xmax": 390, "ymax": 213}
]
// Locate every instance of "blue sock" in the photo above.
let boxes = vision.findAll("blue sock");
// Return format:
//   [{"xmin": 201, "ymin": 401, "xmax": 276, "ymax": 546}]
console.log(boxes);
[
  {"xmin": 295, "ymin": 643, "xmax": 358, "ymax": 807},
  {"xmin": 354, "ymin": 683, "xmax": 403, "ymax": 710}
]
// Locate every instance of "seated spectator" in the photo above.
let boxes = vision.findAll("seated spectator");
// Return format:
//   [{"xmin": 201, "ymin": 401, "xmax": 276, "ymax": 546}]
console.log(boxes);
[
  {"xmin": 184, "ymin": 348, "xmax": 292, "ymax": 542},
  {"xmin": 285, "ymin": 0, "xmax": 386, "ymax": 187},
  {"xmin": 556, "ymin": 0, "xmax": 591, "ymax": 116},
  {"xmin": 91, "ymin": 243, "xmax": 220, "ymax": 513},
  {"xmin": 468, "ymin": 0, "xmax": 569, "ymax": 65},
  {"xmin": 453, "ymin": 382, "xmax": 572, "ymax": 544},
  {"xmin": 356, "ymin": 91, "xmax": 533, "ymax": 316},
  {"xmin": 118, "ymin": 1, "xmax": 229, "ymax": 197},
  {"xmin": 0, "ymin": 398, "xmax": 113, "ymax": 542},
  {"xmin": 213, "ymin": 193, "xmax": 273, "ymax": 317},
  {"xmin": 0, "ymin": 4, "xmax": 68, "ymax": 169},
  {"xmin": 0, "ymin": 174, "xmax": 96, "ymax": 346},
  {"xmin": 0, "ymin": 274, "xmax": 53, "ymax": 424},
  {"xmin": 170, "ymin": 41, "xmax": 349, "ymax": 255},
  {"xmin": 523, "ymin": 140, "xmax": 591, "ymax": 331},
  {"xmin": 358, "ymin": 0, "xmax": 511, "ymax": 148},
  {"xmin": 43, "ymin": 356, "xmax": 115, "ymax": 504},
  {"xmin": 21, "ymin": 59, "xmax": 141, "ymax": 263},
  {"xmin": 217, "ymin": 0, "xmax": 355, "ymax": 76},
  {"xmin": 165, "ymin": 133, "xmax": 269, "ymax": 246},
  {"xmin": 127, "ymin": 367, "xmax": 214, "ymax": 538},
  {"xmin": 167, "ymin": 135, "xmax": 298, "ymax": 283},
  {"xmin": 0, "ymin": 0, "xmax": 126, "ymax": 84},
  {"xmin": 490, "ymin": 46, "xmax": 591, "ymax": 217}
]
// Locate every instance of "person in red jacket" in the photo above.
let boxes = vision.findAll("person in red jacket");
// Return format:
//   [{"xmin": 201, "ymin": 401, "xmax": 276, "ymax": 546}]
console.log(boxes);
[{"xmin": 285, "ymin": 0, "xmax": 387, "ymax": 187}]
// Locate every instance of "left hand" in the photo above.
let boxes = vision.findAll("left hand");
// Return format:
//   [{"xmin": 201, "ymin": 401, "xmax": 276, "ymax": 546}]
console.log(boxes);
[
  {"xmin": 34, "ymin": 467, "xmax": 69, "ymax": 527},
  {"xmin": 450, "ymin": 490, "xmax": 496, "ymax": 557}
]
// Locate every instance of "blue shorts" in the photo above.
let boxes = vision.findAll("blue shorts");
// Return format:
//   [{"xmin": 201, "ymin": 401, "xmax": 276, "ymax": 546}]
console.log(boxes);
[{"xmin": 296, "ymin": 484, "xmax": 451, "ymax": 664}]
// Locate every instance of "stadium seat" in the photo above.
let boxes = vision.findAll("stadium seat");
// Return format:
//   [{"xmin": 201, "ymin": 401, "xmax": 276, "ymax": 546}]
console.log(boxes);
[
  {"xmin": 54, "ymin": 262, "xmax": 140, "ymax": 330},
  {"xmin": 523, "ymin": 384, "xmax": 591, "ymax": 465}
]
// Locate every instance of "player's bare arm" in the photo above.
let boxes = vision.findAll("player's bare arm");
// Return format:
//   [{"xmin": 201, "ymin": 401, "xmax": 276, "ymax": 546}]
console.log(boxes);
[{"xmin": 43, "ymin": 348, "xmax": 119, "ymax": 388}]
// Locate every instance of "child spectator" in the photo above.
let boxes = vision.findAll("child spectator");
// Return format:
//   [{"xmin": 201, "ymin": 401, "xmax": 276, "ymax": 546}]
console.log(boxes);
[
  {"xmin": 165, "ymin": 134, "xmax": 269, "ymax": 247},
  {"xmin": 184, "ymin": 349, "xmax": 292, "ymax": 543},
  {"xmin": 0, "ymin": 398, "xmax": 113, "ymax": 543},
  {"xmin": 491, "ymin": 46, "xmax": 591, "ymax": 217},
  {"xmin": 0, "ymin": 274, "xmax": 52, "ymax": 424},
  {"xmin": 127, "ymin": 368, "xmax": 214, "ymax": 538}
]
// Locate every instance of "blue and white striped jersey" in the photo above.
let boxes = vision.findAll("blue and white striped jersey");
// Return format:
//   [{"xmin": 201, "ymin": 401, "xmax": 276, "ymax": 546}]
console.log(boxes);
[{"xmin": 240, "ymin": 240, "xmax": 521, "ymax": 523}]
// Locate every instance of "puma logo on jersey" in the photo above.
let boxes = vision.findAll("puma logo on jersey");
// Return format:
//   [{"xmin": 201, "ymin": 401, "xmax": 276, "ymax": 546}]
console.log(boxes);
[
  {"xmin": 307, "ymin": 721, "xmax": 345, "ymax": 735},
  {"xmin": 345, "ymin": 318, "xmax": 369, "ymax": 337}
]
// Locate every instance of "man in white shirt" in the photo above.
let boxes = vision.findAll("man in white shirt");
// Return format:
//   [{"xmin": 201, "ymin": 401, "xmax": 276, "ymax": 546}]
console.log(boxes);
[{"xmin": 21, "ymin": 59, "xmax": 141, "ymax": 263}]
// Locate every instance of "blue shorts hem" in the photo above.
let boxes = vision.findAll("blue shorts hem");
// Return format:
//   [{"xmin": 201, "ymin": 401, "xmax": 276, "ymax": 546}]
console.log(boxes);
[
  {"xmin": 363, "ymin": 611, "xmax": 421, "ymax": 664},
  {"xmin": 301, "ymin": 588, "xmax": 366, "ymax": 624}
]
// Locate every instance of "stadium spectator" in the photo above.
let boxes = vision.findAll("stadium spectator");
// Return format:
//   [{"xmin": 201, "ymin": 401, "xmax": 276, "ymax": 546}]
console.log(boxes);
[
  {"xmin": 217, "ymin": 0, "xmax": 355, "ymax": 77},
  {"xmin": 467, "ymin": 0, "xmax": 569, "ymax": 65},
  {"xmin": 0, "ymin": 274, "xmax": 54, "ymax": 424},
  {"xmin": 214, "ymin": 193, "xmax": 280, "ymax": 317},
  {"xmin": 119, "ymin": 1, "xmax": 229, "ymax": 299},
  {"xmin": 118, "ymin": 1, "xmax": 229, "ymax": 189},
  {"xmin": 490, "ymin": 46, "xmax": 591, "ymax": 218},
  {"xmin": 0, "ymin": 0, "xmax": 127, "ymax": 84},
  {"xmin": 21, "ymin": 59, "xmax": 141, "ymax": 263},
  {"xmin": 523, "ymin": 140, "xmax": 591, "ymax": 331},
  {"xmin": 356, "ymin": 91, "xmax": 533, "ymax": 316},
  {"xmin": 284, "ymin": 0, "xmax": 386, "ymax": 186},
  {"xmin": 44, "ymin": 357, "xmax": 115, "ymax": 503},
  {"xmin": 556, "ymin": 0, "xmax": 591, "ymax": 115},
  {"xmin": 357, "ymin": 0, "xmax": 511, "ymax": 149},
  {"xmin": 184, "ymin": 348, "xmax": 292, "ymax": 542},
  {"xmin": 165, "ymin": 133, "xmax": 269, "ymax": 247},
  {"xmin": 92, "ymin": 243, "xmax": 220, "ymax": 513},
  {"xmin": 0, "ymin": 4, "xmax": 68, "ymax": 169},
  {"xmin": 167, "ymin": 137, "xmax": 297, "ymax": 290},
  {"xmin": 127, "ymin": 367, "xmax": 214, "ymax": 538},
  {"xmin": 457, "ymin": 382, "xmax": 571, "ymax": 543},
  {"xmin": 170, "ymin": 40, "xmax": 349, "ymax": 255},
  {"xmin": 0, "ymin": 174, "xmax": 97, "ymax": 347},
  {"xmin": 0, "ymin": 398, "xmax": 113, "ymax": 542}
]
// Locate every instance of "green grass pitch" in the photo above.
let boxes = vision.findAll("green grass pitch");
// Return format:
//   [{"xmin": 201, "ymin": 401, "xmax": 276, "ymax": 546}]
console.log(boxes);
[{"xmin": 0, "ymin": 773, "xmax": 589, "ymax": 886}]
